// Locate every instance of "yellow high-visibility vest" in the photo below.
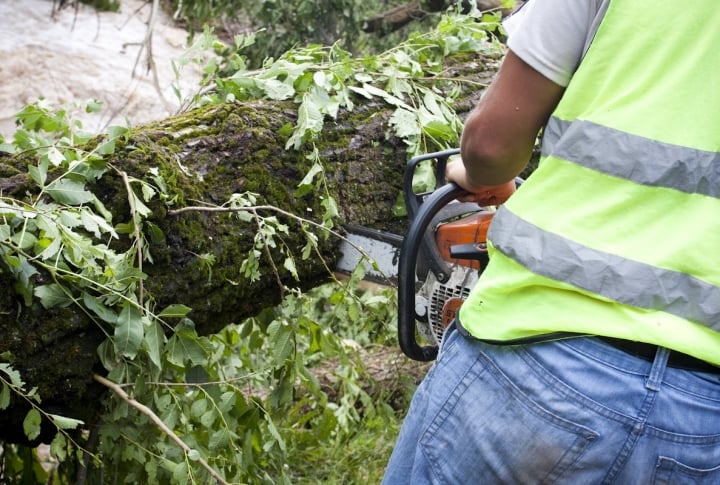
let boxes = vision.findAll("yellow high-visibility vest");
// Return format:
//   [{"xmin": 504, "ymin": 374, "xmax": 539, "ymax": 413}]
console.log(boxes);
[{"xmin": 458, "ymin": 0, "xmax": 720, "ymax": 365}]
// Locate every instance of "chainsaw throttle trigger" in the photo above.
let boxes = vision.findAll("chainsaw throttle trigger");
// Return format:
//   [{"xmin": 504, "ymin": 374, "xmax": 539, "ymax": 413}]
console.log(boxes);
[{"xmin": 449, "ymin": 242, "xmax": 490, "ymax": 267}]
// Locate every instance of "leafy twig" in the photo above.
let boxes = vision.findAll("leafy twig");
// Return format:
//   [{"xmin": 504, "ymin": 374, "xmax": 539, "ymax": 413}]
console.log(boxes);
[
  {"xmin": 118, "ymin": 169, "xmax": 145, "ymax": 310},
  {"xmin": 251, "ymin": 208, "xmax": 286, "ymax": 299},
  {"xmin": 93, "ymin": 373, "xmax": 230, "ymax": 485}
]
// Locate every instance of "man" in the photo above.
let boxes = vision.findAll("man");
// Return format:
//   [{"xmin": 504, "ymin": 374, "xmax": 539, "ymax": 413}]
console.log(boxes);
[{"xmin": 383, "ymin": 0, "xmax": 720, "ymax": 483}]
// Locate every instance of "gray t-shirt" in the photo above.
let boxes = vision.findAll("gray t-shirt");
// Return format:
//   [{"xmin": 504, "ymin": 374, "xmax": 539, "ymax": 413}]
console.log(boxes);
[{"xmin": 503, "ymin": 0, "xmax": 610, "ymax": 87}]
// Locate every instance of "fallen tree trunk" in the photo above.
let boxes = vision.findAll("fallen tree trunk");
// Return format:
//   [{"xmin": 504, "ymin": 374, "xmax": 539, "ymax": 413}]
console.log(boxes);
[{"xmin": 0, "ymin": 51, "xmax": 502, "ymax": 443}]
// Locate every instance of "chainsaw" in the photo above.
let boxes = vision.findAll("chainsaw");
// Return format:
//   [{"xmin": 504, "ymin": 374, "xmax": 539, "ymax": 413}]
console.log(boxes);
[{"xmin": 337, "ymin": 148, "xmax": 503, "ymax": 361}]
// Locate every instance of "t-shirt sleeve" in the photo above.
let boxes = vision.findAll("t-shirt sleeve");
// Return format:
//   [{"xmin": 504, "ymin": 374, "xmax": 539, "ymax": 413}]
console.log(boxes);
[{"xmin": 503, "ymin": 0, "xmax": 608, "ymax": 87}]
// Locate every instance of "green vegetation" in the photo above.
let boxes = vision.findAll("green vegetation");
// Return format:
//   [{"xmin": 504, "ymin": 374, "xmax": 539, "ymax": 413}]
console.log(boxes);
[
  {"xmin": 0, "ymin": 2, "xmax": 507, "ymax": 483},
  {"xmin": 165, "ymin": 0, "xmax": 436, "ymax": 68}
]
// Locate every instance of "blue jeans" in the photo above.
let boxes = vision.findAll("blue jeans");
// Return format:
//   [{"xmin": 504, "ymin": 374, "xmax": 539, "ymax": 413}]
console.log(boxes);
[{"xmin": 382, "ymin": 327, "xmax": 720, "ymax": 484}]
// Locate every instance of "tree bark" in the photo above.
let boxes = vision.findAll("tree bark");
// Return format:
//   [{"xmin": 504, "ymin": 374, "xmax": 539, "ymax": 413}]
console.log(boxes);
[
  {"xmin": 363, "ymin": 0, "xmax": 521, "ymax": 35},
  {"xmin": 0, "ymin": 52, "xmax": 502, "ymax": 443}
]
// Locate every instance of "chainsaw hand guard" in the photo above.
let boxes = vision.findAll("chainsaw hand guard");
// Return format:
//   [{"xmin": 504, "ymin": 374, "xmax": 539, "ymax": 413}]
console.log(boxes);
[{"xmin": 398, "ymin": 182, "xmax": 468, "ymax": 361}]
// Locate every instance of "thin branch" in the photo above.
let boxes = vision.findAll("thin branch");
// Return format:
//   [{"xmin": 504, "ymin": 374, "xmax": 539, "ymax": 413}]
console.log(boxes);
[
  {"xmin": 129, "ymin": 0, "xmax": 173, "ymax": 113},
  {"xmin": 118, "ymin": 170, "xmax": 144, "ymax": 309},
  {"xmin": 146, "ymin": 0, "xmax": 174, "ymax": 113},
  {"xmin": 93, "ymin": 374, "xmax": 230, "ymax": 485}
]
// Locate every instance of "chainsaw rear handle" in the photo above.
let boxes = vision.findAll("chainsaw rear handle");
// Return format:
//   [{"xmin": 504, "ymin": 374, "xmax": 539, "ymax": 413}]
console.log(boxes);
[{"xmin": 398, "ymin": 182, "xmax": 468, "ymax": 361}]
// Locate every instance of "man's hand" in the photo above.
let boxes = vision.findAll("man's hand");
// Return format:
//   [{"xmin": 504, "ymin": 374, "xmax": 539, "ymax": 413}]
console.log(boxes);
[{"xmin": 446, "ymin": 160, "xmax": 516, "ymax": 206}]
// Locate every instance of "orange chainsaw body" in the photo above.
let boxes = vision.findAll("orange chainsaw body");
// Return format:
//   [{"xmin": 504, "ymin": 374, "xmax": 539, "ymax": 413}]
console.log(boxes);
[{"xmin": 435, "ymin": 211, "xmax": 494, "ymax": 270}]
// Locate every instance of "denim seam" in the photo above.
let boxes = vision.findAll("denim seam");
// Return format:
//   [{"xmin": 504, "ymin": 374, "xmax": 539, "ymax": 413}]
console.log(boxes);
[
  {"xmin": 601, "ymin": 351, "xmax": 666, "ymax": 484},
  {"xmin": 661, "ymin": 378, "xmax": 720, "ymax": 403},
  {"xmin": 642, "ymin": 424, "xmax": 720, "ymax": 443}
]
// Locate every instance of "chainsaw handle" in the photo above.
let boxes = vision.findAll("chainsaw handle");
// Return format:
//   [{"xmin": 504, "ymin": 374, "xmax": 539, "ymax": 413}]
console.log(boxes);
[
  {"xmin": 403, "ymin": 148, "xmax": 460, "ymax": 220},
  {"xmin": 398, "ymin": 182, "xmax": 468, "ymax": 361},
  {"xmin": 403, "ymin": 149, "xmax": 464, "ymax": 284}
]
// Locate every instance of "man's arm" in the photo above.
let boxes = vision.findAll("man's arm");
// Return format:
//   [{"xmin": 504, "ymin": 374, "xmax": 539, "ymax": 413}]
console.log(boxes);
[{"xmin": 447, "ymin": 49, "xmax": 566, "ymax": 197}]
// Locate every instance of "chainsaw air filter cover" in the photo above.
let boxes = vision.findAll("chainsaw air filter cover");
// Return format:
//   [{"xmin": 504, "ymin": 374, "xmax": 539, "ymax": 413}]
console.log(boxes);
[{"xmin": 416, "ymin": 264, "xmax": 479, "ymax": 346}]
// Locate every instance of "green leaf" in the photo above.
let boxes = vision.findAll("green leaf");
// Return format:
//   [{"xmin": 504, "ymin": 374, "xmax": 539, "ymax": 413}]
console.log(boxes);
[
  {"xmin": 96, "ymin": 139, "xmax": 115, "ymax": 156},
  {"xmin": 143, "ymin": 320, "xmax": 165, "ymax": 370},
  {"xmin": 83, "ymin": 293, "xmax": 118, "ymax": 324},
  {"xmin": 11, "ymin": 231, "xmax": 37, "ymax": 250},
  {"xmin": 35, "ymin": 284, "xmax": 73, "ymax": 309},
  {"xmin": 129, "ymin": 191, "xmax": 152, "ymax": 217},
  {"xmin": 294, "ymin": 161, "xmax": 323, "ymax": 197},
  {"xmin": 166, "ymin": 320, "xmax": 207, "ymax": 367},
  {"xmin": 286, "ymin": 92, "xmax": 324, "ymax": 149},
  {"xmin": 46, "ymin": 178, "xmax": 94, "ymax": 205},
  {"xmin": 50, "ymin": 432, "xmax": 68, "ymax": 461},
  {"xmin": 0, "ymin": 383, "xmax": 10, "ymax": 410},
  {"xmin": 107, "ymin": 125, "xmax": 128, "ymax": 140},
  {"xmin": 321, "ymin": 196, "xmax": 339, "ymax": 222},
  {"xmin": 0, "ymin": 363, "xmax": 24, "ymax": 388},
  {"xmin": 28, "ymin": 160, "xmax": 48, "ymax": 187},
  {"xmin": 0, "ymin": 142, "xmax": 17, "ymax": 154},
  {"xmin": 283, "ymin": 257, "xmax": 298, "ymax": 280},
  {"xmin": 209, "ymin": 428, "xmax": 231, "ymax": 451},
  {"xmin": 144, "ymin": 221, "xmax": 165, "ymax": 244},
  {"xmin": 114, "ymin": 304, "xmax": 144, "ymax": 359},
  {"xmin": 348, "ymin": 302, "xmax": 360, "ymax": 322},
  {"xmin": 264, "ymin": 414, "xmax": 287, "ymax": 453},
  {"xmin": 360, "ymin": 83, "xmax": 411, "ymax": 109},
  {"xmin": 36, "ymin": 235, "xmax": 61, "ymax": 261},
  {"xmin": 267, "ymin": 320, "xmax": 294, "ymax": 366},
  {"xmin": 190, "ymin": 398, "xmax": 208, "ymax": 418},
  {"xmin": 158, "ymin": 304, "xmax": 192, "ymax": 318},
  {"xmin": 23, "ymin": 408, "xmax": 42, "ymax": 441},
  {"xmin": 172, "ymin": 461, "xmax": 188, "ymax": 483},
  {"xmin": 86, "ymin": 99, "xmax": 104, "ymax": 113},
  {"xmin": 46, "ymin": 146, "xmax": 66, "ymax": 166},
  {"xmin": 388, "ymin": 108, "xmax": 420, "ymax": 139},
  {"xmin": 97, "ymin": 339, "xmax": 118, "ymax": 372},
  {"xmin": 308, "ymin": 86, "xmax": 339, "ymax": 118},
  {"xmin": 141, "ymin": 182, "xmax": 156, "ymax": 202},
  {"xmin": 258, "ymin": 78, "xmax": 295, "ymax": 100},
  {"xmin": 200, "ymin": 409, "xmax": 216, "ymax": 428},
  {"xmin": 81, "ymin": 209, "xmax": 117, "ymax": 238},
  {"xmin": 347, "ymin": 85, "xmax": 372, "ymax": 99},
  {"xmin": 423, "ymin": 120, "xmax": 458, "ymax": 143},
  {"xmin": 48, "ymin": 413, "xmax": 83, "ymax": 430}
]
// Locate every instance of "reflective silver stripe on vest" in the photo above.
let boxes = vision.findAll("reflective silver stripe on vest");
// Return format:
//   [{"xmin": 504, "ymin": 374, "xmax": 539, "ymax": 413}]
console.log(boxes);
[
  {"xmin": 542, "ymin": 117, "xmax": 720, "ymax": 198},
  {"xmin": 489, "ymin": 206, "xmax": 720, "ymax": 330}
]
